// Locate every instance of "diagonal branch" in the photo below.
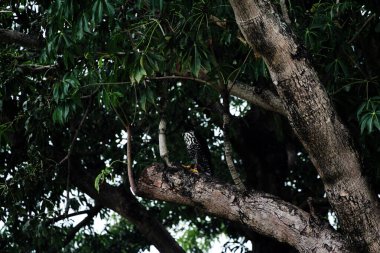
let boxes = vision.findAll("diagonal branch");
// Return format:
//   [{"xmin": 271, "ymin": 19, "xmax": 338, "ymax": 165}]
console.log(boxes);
[
  {"xmin": 229, "ymin": 81, "xmax": 285, "ymax": 115},
  {"xmin": 137, "ymin": 164, "xmax": 353, "ymax": 253},
  {"xmin": 62, "ymin": 205, "xmax": 102, "ymax": 247},
  {"xmin": 222, "ymin": 91, "xmax": 246, "ymax": 191},
  {"xmin": 148, "ymin": 75, "xmax": 285, "ymax": 115},
  {"xmin": 70, "ymin": 166, "xmax": 185, "ymax": 253},
  {"xmin": 0, "ymin": 29, "xmax": 43, "ymax": 49},
  {"xmin": 46, "ymin": 210, "xmax": 92, "ymax": 225}
]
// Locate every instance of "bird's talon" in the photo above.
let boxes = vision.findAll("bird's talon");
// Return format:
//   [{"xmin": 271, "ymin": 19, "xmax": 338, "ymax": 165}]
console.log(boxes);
[
  {"xmin": 189, "ymin": 168, "xmax": 199, "ymax": 174},
  {"xmin": 182, "ymin": 164, "xmax": 200, "ymax": 174}
]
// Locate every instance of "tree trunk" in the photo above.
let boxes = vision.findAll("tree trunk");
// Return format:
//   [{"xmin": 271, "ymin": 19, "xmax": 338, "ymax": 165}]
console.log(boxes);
[
  {"xmin": 138, "ymin": 164, "xmax": 353, "ymax": 253},
  {"xmin": 228, "ymin": 1, "xmax": 380, "ymax": 252}
]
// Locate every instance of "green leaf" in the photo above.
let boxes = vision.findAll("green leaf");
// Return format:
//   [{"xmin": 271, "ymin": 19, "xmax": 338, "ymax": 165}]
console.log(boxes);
[
  {"xmin": 63, "ymin": 104, "xmax": 70, "ymax": 120},
  {"xmin": 104, "ymin": 0, "xmax": 115, "ymax": 16},
  {"xmin": 146, "ymin": 88, "xmax": 155, "ymax": 104},
  {"xmin": 338, "ymin": 59, "xmax": 349, "ymax": 77},
  {"xmin": 140, "ymin": 94, "xmax": 147, "ymax": 112},
  {"xmin": 53, "ymin": 83, "xmax": 61, "ymax": 103},
  {"xmin": 95, "ymin": 167, "xmax": 112, "ymax": 192},
  {"xmin": 52, "ymin": 107, "xmax": 63, "ymax": 124},
  {"xmin": 98, "ymin": 0, "xmax": 104, "ymax": 23},
  {"xmin": 360, "ymin": 114, "xmax": 371, "ymax": 134},
  {"xmin": 61, "ymin": 32, "xmax": 71, "ymax": 47},
  {"xmin": 132, "ymin": 66, "xmax": 147, "ymax": 84},
  {"xmin": 76, "ymin": 18, "xmax": 84, "ymax": 39},
  {"xmin": 83, "ymin": 14, "xmax": 91, "ymax": 33},
  {"xmin": 192, "ymin": 44, "xmax": 201, "ymax": 77},
  {"xmin": 367, "ymin": 114, "xmax": 374, "ymax": 133},
  {"xmin": 94, "ymin": 173, "xmax": 102, "ymax": 192},
  {"xmin": 146, "ymin": 54, "xmax": 159, "ymax": 71},
  {"xmin": 374, "ymin": 115, "xmax": 380, "ymax": 131}
]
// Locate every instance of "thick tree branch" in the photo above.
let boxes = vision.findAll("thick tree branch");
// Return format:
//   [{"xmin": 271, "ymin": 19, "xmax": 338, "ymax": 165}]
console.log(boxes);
[
  {"xmin": 0, "ymin": 29, "xmax": 42, "ymax": 49},
  {"xmin": 229, "ymin": 1, "xmax": 380, "ymax": 252},
  {"xmin": 137, "ymin": 164, "xmax": 353, "ymax": 253},
  {"xmin": 70, "ymin": 166, "xmax": 185, "ymax": 253}
]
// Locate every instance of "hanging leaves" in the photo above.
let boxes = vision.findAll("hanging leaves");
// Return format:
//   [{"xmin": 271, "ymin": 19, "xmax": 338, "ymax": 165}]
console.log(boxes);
[{"xmin": 357, "ymin": 97, "xmax": 380, "ymax": 134}]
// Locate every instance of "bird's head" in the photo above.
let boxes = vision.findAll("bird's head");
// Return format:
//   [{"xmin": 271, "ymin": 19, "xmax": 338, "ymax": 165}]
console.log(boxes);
[{"xmin": 183, "ymin": 130, "xmax": 195, "ymax": 146}]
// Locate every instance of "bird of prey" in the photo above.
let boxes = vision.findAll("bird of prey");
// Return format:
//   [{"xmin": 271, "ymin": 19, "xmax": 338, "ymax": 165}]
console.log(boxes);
[{"xmin": 183, "ymin": 128, "xmax": 212, "ymax": 175}]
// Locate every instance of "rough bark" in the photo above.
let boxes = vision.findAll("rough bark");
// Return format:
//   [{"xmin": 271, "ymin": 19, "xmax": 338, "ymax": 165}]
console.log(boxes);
[
  {"xmin": 0, "ymin": 29, "xmax": 42, "ymax": 49},
  {"xmin": 71, "ymin": 167, "xmax": 185, "ymax": 253},
  {"xmin": 138, "ymin": 164, "xmax": 353, "ymax": 253},
  {"xmin": 228, "ymin": 1, "xmax": 380, "ymax": 252}
]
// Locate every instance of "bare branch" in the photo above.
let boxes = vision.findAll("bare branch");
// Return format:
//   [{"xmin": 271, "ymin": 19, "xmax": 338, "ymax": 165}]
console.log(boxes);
[
  {"xmin": 126, "ymin": 124, "xmax": 137, "ymax": 194},
  {"xmin": 59, "ymin": 101, "xmax": 92, "ymax": 165},
  {"xmin": 62, "ymin": 205, "xmax": 102, "ymax": 247},
  {"xmin": 348, "ymin": 13, "xmax": 376, "ymax": 43},
  {"xmin": 59, "ymin": 99, "xmax": 93, "ymax": 216},
  {"xmin": 148, "ymin": 75, "xmax": 285, "ymax": 115},
  {"xmin": 148, "ymin": 75, "xmax": 209, "ymax": 85},
  {"xmin": 47, "ymin": 210, "xmax": 93, "ymax": 225},
  {"xmin": 70, "ymin": 166, "xmax": 185, "ymax": 253},
  {"xmin": 138, "ymin": 164, "xmax": 353, "ymax": 253},
  {"xmin": 158, "ymin": 118, "xmax": 172, "ymax": 167},
  {"xmin": 0, "ymin": 29, "xmax": 42, "ymax": 49},
  {"xmin": 222, "ymin": 92, "xmax": 246, "ymax": 192}
]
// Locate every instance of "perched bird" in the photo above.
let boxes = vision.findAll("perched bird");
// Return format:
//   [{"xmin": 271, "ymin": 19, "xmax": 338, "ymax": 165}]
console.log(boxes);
[{"xmin": 183, "ymin": 128, "xmax": 212, "ymax": 175}]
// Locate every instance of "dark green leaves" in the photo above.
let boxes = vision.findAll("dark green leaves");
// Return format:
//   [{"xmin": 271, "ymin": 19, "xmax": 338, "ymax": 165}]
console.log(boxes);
[
  {"xmin": 94, "ymin": 167, "xmax": 112, "ymax": 192},
  {"xmin": 101, "ymin": 90, "xmax": 124, "ymax": 110},
  {"xmin": 52, "ymin": 74, "xmax": 81, "ymax": 124},
  {"xmin": 357, "ymin": 97, "xmax": 380, "ymax": 134},
  {"xmin": 325, "ymin": 58, "xmax": 349, "ymax": 80},
  {"xmin": 192, "ymin": 44, "xmax": 201, "ymax": 77}
]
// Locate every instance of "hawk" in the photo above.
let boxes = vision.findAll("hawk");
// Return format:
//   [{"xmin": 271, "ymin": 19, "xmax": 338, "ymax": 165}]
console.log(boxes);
[{"xmin": 183, "ymin": 129, "xmax": 212, "ymax": 175}]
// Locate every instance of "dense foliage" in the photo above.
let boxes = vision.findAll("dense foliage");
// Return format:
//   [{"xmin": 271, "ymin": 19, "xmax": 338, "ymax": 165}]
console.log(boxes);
[{"xmin": 1, "ymin": 0, "xmax": 379, "ymax": 252}]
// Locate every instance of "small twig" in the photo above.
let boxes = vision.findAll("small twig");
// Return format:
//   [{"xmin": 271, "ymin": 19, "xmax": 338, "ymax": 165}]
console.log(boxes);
[
  {"xmin": 59, "ymin": 98, "xmax": 93, "ymax": 216},
  {"xmin": 348, "ymin": 13, "xmax": 375, "ymax": 44},
  {"xmin": 127, "ymin": 124, "xmax": 137, "ymax": 195},
  {"xmin": 148, "ymin": 75, "xmax": 209, "ymax": 85},
  {"xmin": 227, "ymin": 49, "xmax": 252, "ymax": 93},
  {"xmin": 62, "ymin": 205, "xmax": 102, "ymax": 247},
  {"xmin": 64, "ymin": 159, "xmax": 71, "ymax": 216},
  {"xmin": 59, "ymin": 99, "xmax": 93, "ymax": 165}
]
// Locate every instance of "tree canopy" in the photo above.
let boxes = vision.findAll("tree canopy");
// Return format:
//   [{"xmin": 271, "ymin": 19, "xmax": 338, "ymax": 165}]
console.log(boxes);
[{"xmin": 1, "ymin": 0, "xmax": 380, "ymax": 252}]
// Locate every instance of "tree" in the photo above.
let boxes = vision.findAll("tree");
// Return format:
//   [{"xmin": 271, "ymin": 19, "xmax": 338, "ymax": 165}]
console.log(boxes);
[{"xmin": 1, "ymin": 0, "xmax": 380, "ymax": 252}]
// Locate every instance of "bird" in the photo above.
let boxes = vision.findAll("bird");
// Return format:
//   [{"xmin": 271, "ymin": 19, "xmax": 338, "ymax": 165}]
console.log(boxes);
[{"xmin": 183, "ymin": 127, "xmax": 212, "ymax": 176}]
